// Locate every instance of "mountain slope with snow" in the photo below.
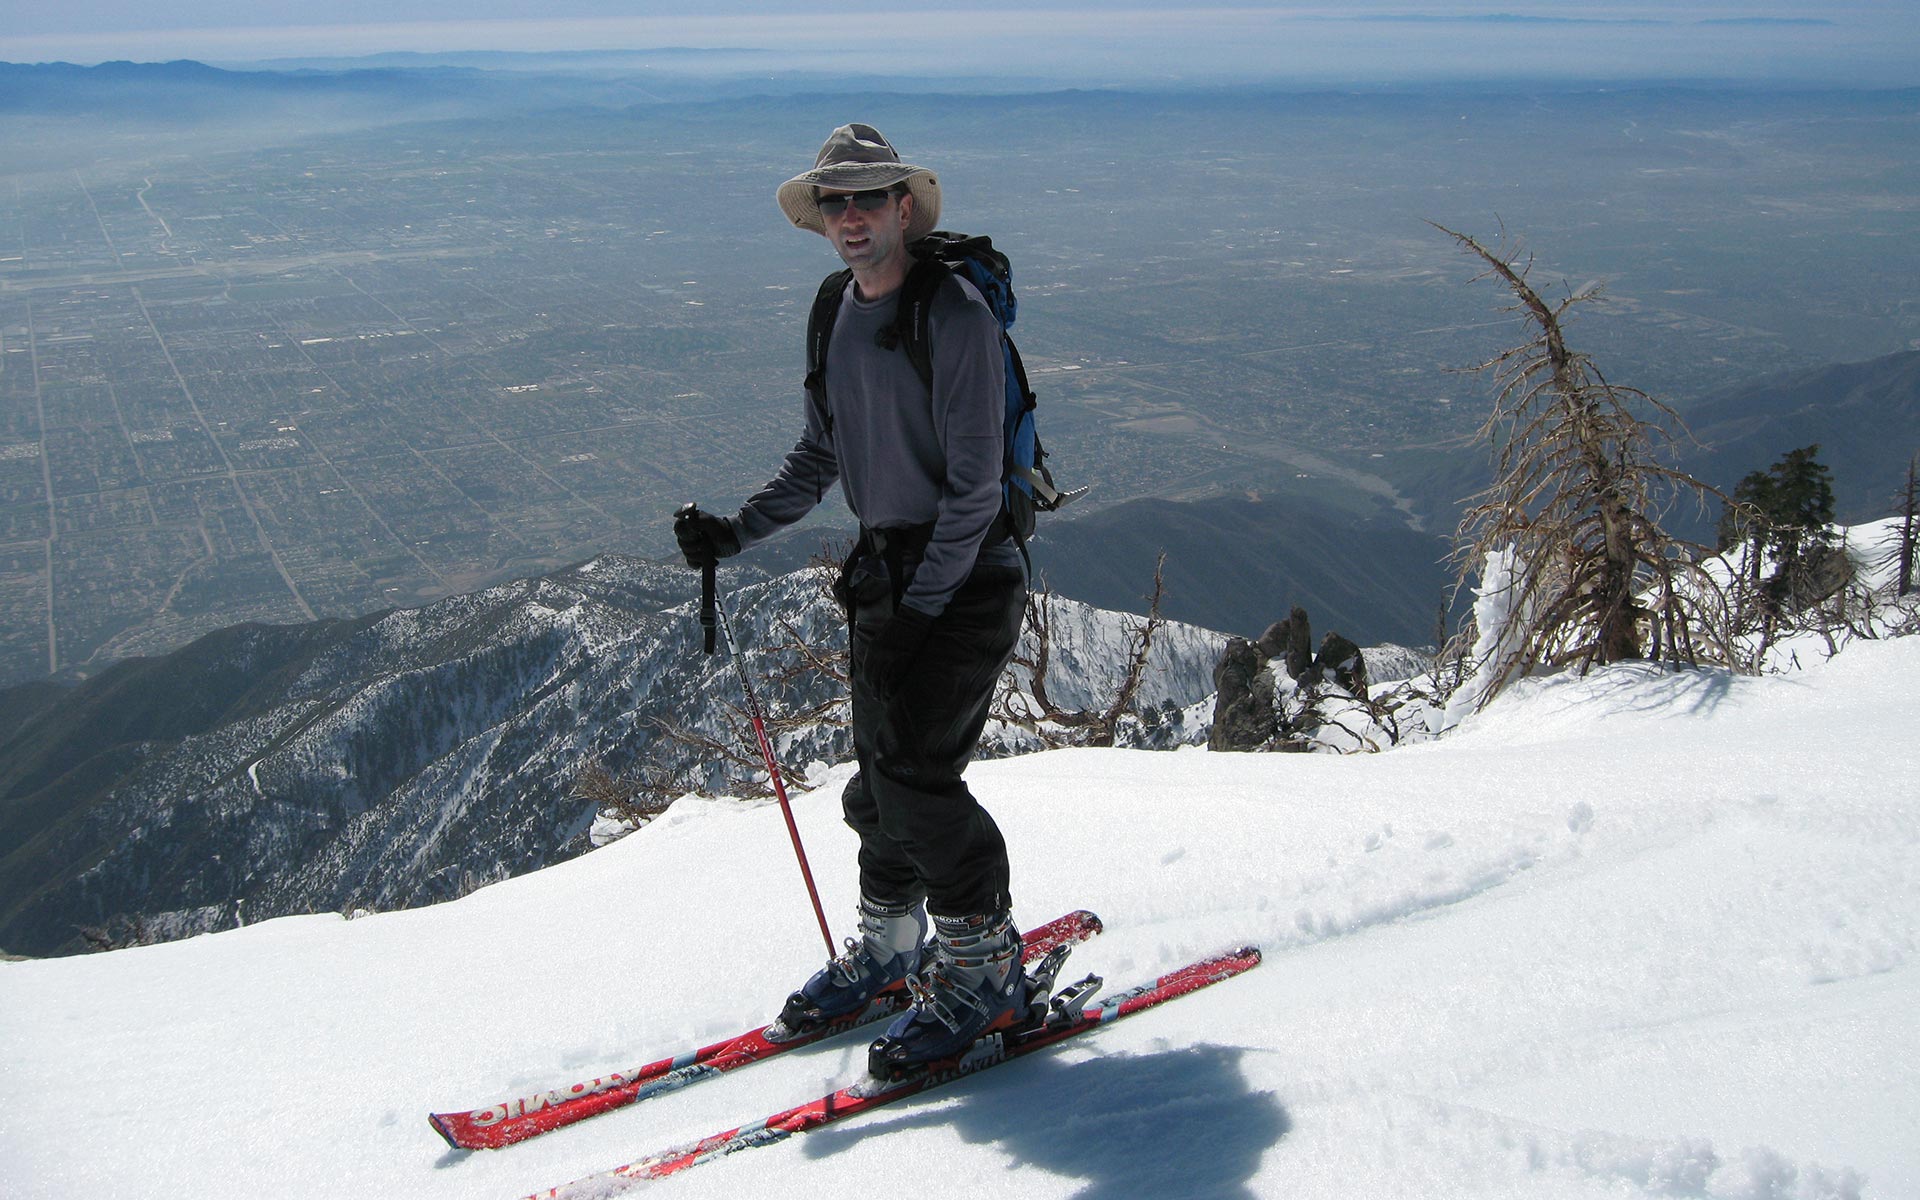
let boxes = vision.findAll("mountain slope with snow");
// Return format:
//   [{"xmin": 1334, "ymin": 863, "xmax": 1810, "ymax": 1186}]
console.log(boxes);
[
  {"xmin": 0, "ymin": 556, "xmax": 1226, "ymax": 957},
  {"xmin": 2, "ymin": 635, "xmax": 1915, "ymax": 1199}
]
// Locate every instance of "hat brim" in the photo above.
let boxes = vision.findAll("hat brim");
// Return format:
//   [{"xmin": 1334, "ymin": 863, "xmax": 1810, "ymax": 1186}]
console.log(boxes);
[{"xmin": 777, "ymin": 163, "xmax": 941, "ymax": 243}]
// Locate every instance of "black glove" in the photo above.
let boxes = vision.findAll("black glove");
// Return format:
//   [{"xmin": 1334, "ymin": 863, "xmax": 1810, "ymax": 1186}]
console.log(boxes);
[
  {"xmin": 857, "ymin": 605, "xmax": 934, "ymax": 702},
  {"xmin": 674, "ymin": 507, "xmax": 740, "ymax": 568}
]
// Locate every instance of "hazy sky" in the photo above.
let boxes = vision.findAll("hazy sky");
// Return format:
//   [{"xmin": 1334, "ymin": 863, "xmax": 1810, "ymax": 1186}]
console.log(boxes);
[{"xmin": 5, "ymin": 2, "xmax": 1919, "ymax": 86}]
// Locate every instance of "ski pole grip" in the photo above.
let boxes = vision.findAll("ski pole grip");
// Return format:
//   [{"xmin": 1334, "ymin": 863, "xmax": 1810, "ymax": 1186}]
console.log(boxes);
[{"xmin": 678, "ymin": 503, "xmax": 718, "ymax": 655}]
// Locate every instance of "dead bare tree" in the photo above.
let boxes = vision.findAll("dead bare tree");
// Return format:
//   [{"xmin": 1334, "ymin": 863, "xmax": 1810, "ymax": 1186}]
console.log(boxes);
[
  {"xmin": 648, "ymin": 694, "xmax": 833, "ymax": 802},
  {"xmin": 995, "ymin": 554, "xmax": 1170, "ymax": 748},
  {"xmin": 76, "ymin": 914, "xmax": 156, "ymax": 953},
  {"xmin": 1434, "ymin": 223, "xmax": 1732, "ymax": 705},
  {"xmin": 571, "ymin": 754, "xmax": 683, "ymax": 828}
]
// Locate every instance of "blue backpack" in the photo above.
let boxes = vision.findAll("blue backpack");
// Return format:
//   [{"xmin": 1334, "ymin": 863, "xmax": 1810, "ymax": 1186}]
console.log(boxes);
[{"xmin": 804, "ymin": 231, "xmax": 1084, "ymax": 553}]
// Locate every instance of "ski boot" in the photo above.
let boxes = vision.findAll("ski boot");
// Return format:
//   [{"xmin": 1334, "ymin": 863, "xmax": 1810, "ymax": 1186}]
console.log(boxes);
[
  {"xmin": 867, "ymin": 910, "xmax": 1029, "ymax": 1081},
  {"xmin": 770, "ymin": 896, "xmax": 927, "ymax": 1040}
]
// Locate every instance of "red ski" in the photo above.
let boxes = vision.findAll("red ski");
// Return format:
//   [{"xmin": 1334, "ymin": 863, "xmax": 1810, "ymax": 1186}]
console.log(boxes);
[
  {"xmin": 520, "ymin": 945, "xmax": 1261, "ymax": 1198},
  {"xmin": 430, "ymin": 909, "xmax": 1101, "ymax": 1150}
]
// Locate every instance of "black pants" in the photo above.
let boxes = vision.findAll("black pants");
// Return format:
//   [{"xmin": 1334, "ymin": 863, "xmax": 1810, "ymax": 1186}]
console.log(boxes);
[{"xmin": 842, "ymin": 562, "xmax": 1026, "ymax": 918}]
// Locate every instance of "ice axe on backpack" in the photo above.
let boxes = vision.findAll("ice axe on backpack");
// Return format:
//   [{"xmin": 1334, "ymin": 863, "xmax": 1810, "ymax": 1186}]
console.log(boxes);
[{"xmin": 677, "ymin": 503, "xmax": 835, "ymax": 957}]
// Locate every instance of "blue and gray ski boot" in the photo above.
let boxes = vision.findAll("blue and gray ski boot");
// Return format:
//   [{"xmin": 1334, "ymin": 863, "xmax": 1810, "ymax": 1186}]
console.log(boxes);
[
  {"xmin": 773, "ymin": 896, "xmax": 927, "ymax": 1038},
  {"xmin": 867, "ymin": 910, "xmax": 1028, "ymax": 1080}
]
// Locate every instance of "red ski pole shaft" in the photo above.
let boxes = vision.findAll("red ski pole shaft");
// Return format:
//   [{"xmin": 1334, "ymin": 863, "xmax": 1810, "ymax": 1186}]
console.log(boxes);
[
  {"xmin": 746, "ymin": 708, "xmax": 834, "ymax": 958},
  {"xmin": 712, "ymin": 591, "xmax": 836, "ymax": 958}
]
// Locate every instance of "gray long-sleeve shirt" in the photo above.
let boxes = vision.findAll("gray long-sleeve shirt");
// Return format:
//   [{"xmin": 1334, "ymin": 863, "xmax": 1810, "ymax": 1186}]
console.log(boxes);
[{"xmin": 731, "ymin": 273, "xmax": 1022, "ymax": 616}]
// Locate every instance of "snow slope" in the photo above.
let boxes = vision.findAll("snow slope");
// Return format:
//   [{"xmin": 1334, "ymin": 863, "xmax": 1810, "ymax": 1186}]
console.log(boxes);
[{"xmin": 3, "ymin": 638, "xmax": 1916, "ymax": 1200}]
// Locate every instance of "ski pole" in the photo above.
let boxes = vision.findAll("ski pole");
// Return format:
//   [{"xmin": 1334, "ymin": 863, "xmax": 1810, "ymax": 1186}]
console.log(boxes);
[
  {"xmin": 700, "ymin": 562, "xmax": 717, "ymax": 655},
  {"xmin": 708, "ymin": 581, "xmax": 836, "ymax": 958}
]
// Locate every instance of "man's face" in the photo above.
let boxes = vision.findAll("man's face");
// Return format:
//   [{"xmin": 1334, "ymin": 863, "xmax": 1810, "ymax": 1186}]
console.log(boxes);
[{"xmin": 819, "ymin": 187, "xmax": 913, "ymax": 276}]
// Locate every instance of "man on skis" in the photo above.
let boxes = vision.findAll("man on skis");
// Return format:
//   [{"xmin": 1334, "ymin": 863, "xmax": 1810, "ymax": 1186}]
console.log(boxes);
[{"xmin": 674, "ymin": 123, "xmax": 1030, "ymax": 1072}]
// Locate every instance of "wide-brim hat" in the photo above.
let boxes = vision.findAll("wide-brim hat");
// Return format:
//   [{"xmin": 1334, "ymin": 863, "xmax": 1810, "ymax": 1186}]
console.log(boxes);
[{"xmin": 777, "ymin": 123, "xmax": 941, "ymax": 242}]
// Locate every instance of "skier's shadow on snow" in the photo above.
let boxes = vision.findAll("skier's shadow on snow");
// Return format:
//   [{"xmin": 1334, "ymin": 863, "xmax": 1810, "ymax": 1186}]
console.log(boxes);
[{"xmin": 802, "ymin": 1043, "xmax": 1288, "ymax": 1199}]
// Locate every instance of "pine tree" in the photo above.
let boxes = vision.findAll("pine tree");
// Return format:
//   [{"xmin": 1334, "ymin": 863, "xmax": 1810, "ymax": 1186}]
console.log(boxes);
[
  {"xmin": 1761, "ymin": 445, "xmax": 1837, "ymax": 566},
  {"xmin": 1718, "ymin": 445, "xmax": 1840, "ymax": 610}
]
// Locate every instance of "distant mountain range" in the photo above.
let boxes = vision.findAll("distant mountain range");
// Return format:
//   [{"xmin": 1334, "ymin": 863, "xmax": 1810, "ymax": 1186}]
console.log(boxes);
[
  {"xmin": 1678, "ymin": 349, "xmax": 1920, "ymax": 522},
  {"xmin": 743, "ymin": 494, "xmax": 1455, "ymax": 648},
  {"xmin": 0, "ymin": 59, "xmax": 714, "ymax": 159},
  {"xmin": 0, "ymin": 58, "xmax": 503, "ymax": 113},
  {"xmin": 0, "ymin": 54, "xmax": 1043, "ymax": 129},
  {"xmin": 897, "ymin": 342, "xmax": 1908, "ymax": 625},
  {"xmin": 1385, "ymin": 347, "xmax": 1920, "ymax": 541},
  {"xmin": 1030, "ymin": 495, "xmax": 1453, "ymax": 646},
  {"xmin": 0, "ymin": 556, "xmax": 1230, "ymax": 959}
]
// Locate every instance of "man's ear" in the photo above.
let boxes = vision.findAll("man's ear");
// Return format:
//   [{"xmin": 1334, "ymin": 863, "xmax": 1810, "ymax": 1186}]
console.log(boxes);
[{"xmin": 897, "ymin": 191, "xmax": 914, "ymax": 231}]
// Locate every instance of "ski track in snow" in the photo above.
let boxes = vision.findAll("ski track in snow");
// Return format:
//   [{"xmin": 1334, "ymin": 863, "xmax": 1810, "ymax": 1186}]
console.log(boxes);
[{"xmin": 1, "ymin": 639, "xmax": 1915, "ymax": 1200}]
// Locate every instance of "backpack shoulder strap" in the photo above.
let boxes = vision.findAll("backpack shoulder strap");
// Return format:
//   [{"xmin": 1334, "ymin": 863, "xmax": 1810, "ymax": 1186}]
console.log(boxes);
[
  {"xmin": 805, "ymin": 268, "xmax": 854, "ymax": 423},
  {"xmin": 886, "ymin": 253, "xmax": 956, "ymax": 393}
]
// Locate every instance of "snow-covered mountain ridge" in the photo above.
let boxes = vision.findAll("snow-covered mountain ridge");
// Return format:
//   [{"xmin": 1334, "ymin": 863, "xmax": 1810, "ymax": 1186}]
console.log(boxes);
[
  {"xmin": 2, "ymin": 605, "xmax": 1913, "ymax": 1199},
  {"xmin": 0, "ymin": 554, "xmax": 1234, "ymax": 956}
]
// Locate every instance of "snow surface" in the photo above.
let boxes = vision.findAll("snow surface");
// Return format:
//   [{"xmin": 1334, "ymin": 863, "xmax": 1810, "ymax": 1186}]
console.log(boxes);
[{"xmin": 4, "ymin": 638, "xmax": 1917, "ymax": 1200}]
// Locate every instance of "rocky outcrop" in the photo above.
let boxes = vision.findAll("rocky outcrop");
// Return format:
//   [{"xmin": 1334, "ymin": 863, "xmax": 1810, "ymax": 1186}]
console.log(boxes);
[
  {"xmin": 1208, "ymin": 638, "xmax": 1278, "ymax": 752},
  {"xmin": 1210, "ymin": 607, "xmax": 1371, "ymax": 751}
]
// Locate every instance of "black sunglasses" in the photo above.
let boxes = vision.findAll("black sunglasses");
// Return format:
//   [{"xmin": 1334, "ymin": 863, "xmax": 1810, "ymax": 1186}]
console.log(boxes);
[{"xmin": 816, "ymin": 188, "xmax": 900, "ymax": 218}]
